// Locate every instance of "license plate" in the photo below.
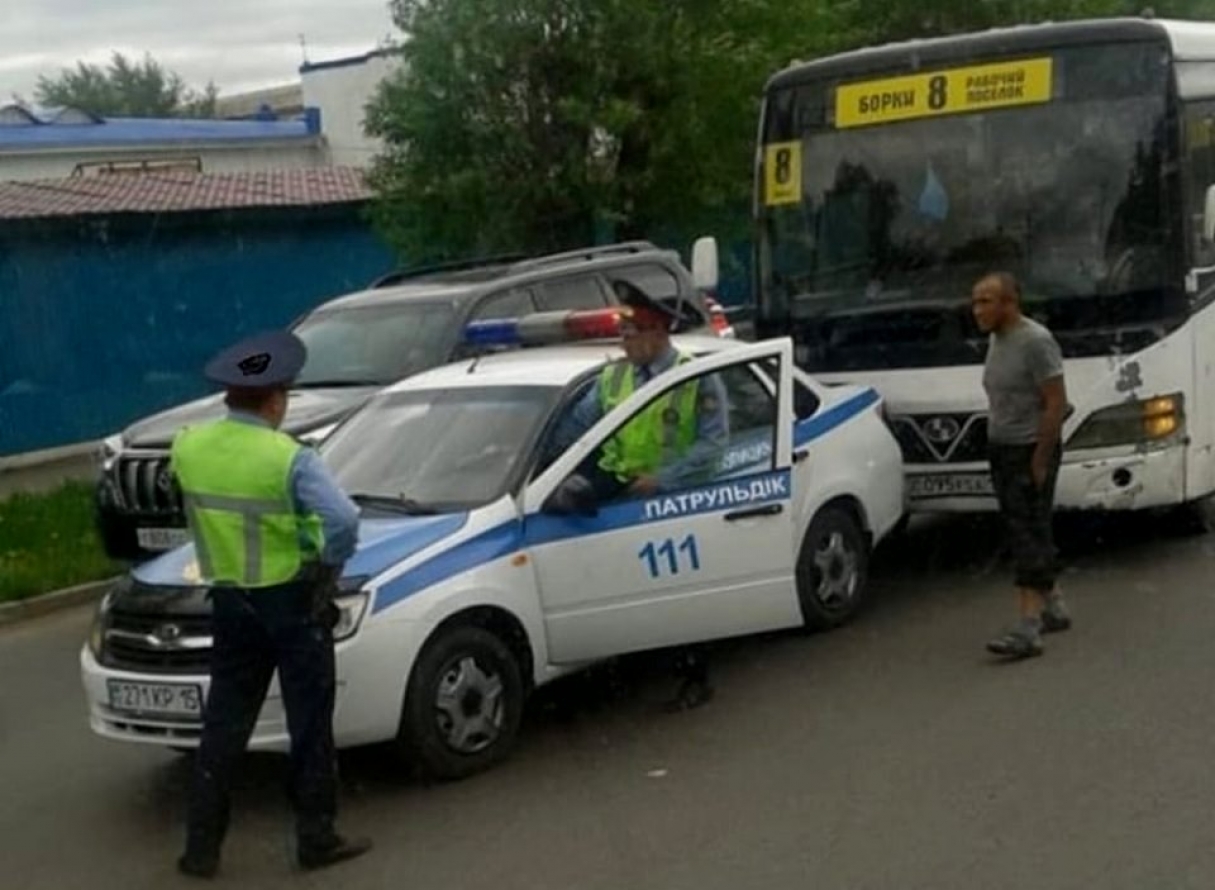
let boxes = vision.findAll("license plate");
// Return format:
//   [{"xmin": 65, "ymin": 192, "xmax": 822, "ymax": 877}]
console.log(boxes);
[
  {"xmin": 136, "ymin": 527, "xmax": 191, "ymax": 551},
  {"xmin": 107, "ymin": 680, "xmax": 203, "ymax": 717},
  {"xmin": 907, "ymin": 472, "xmax": 994, "ymax": 498}
]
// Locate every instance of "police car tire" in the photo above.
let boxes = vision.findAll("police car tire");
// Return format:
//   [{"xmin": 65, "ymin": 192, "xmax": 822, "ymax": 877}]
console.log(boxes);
[
  {"xmin": 397, "ymin": 625, "xmax": 525, "ymax": 781},
  {"xmin": 795, "ymin": 506, "xmax": 869, "ymax": 631}
]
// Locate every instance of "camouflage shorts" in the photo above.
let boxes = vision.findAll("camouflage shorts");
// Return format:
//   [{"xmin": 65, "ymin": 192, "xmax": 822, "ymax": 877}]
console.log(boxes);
[{"xmin": 989, "ymin": 443, "xmax": 1061, "ymax": 591}]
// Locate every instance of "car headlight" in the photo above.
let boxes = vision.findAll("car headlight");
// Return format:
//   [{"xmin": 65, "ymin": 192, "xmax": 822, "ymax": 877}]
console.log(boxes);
[
  {"xmin": 1066, "ymin": 394, "xmax": 1185, "ymax": 451},
  {"xmin": 332, "ymin": 592, "xmax": 369, "ymax": 642},
  {"xmin": 98, "ymin": 434, "xmax": 124, "ymax": 472},
  {"xmin": 88, "ymin": 588, "xmax": 118, "ymax": 658},
  {"xmin": 330, "ymin": 575, "xmax": 370, "ymax": 642}
]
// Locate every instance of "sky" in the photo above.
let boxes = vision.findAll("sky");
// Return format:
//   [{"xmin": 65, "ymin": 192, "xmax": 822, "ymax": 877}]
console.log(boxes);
[{"xmin": 1, "ymin": 0, "xmax": 398, "ymax": 103}]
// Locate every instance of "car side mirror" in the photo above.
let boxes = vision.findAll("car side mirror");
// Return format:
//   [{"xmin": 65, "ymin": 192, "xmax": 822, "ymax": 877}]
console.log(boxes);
[
  {"xmin": 542, "ymin": 474, "xmax": 598, "ymax": 517},
  {"xmin": 691, "ymin": 236, "xmax": 720, "ymax": 291}
]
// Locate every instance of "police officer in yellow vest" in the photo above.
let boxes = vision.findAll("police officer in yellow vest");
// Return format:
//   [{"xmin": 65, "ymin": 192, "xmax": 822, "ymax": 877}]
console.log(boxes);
[
  {"xmin": 171, "ymin": 330, "xmax": 370, "ymax": 878},
  {"xmin": 552, "ymin": 279, "xmax": 729, "ymax": 501}
]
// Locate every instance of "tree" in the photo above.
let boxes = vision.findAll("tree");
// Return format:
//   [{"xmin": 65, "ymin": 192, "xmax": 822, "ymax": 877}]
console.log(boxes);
[
  {"xmin": 833, "ymin": 0, "xmax": 1213, "ymax": 46},
  {"xmin": 366, "ymin": 0, "xmax": 842, "ymax": 262},
  {"xmin": 35, "ymin": 52, "xmax": 219, "ymax": 118}
]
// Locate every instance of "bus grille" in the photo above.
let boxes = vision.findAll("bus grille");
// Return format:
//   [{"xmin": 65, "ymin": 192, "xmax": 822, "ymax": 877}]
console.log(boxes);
[{"xmin": 891, "ymin": 414, "xmax": 988, "ymax": 464}]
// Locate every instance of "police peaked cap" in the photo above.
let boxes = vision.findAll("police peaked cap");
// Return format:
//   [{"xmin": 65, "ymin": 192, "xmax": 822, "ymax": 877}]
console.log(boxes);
[
  {"xmin": 204, "ymin": 330, "xmax": 307, "ymax": 388},
  {"xmin": 609, "ymin": 278, "xmax": 688, "ymax": 330}
]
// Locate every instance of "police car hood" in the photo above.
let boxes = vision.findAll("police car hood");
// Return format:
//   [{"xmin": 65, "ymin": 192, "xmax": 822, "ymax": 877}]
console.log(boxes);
[
  {"xmin": 130, "ymin": 512, "xmax": 469, "ymax": 594},
  {"xmin": 122, "ymin": 386, "xmax": 378, "ymax": 449}
]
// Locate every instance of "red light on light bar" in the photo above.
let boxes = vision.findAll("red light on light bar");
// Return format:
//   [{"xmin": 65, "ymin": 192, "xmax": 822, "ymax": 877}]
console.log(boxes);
[{"xmin": 564, "ymin": 309, "xmax": 623, "ymax": 340}]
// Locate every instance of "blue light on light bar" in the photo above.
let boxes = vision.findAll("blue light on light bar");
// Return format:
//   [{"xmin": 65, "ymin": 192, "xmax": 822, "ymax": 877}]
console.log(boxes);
[
  {"xmin": 463, "ymin": 319, "xmax": 521, "ymax": 347},
  {"xmin": 462, "ymin": 309, "xmax": 624, "ymax": 350}
]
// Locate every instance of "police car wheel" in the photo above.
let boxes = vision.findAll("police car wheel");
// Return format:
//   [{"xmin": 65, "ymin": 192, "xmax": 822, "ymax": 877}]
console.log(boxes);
[
  {"xmin": 796, "ymin": 506, "xmax": 869, "ymax": 631},
  {"xmin": 397, "ymin": 625, "xmax": 525, "ymax": 781}
]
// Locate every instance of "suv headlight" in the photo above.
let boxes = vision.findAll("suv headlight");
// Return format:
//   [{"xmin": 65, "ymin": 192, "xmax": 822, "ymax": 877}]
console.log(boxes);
[
  {"xmin": 300, "ymin": 423, "xmax": 337, "ymax": 446},
  {"xmin": 98, "ymin": 434, "xmax": 124, "ymax": 472},
  {"xmin": 1066, "ymin": 394, "xmax": 1185, "ymax": 451}
]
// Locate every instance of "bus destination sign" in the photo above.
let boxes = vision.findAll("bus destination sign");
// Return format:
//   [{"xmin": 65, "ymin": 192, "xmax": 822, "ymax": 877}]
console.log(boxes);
[{"xmin": 834, "ymin": 57, "xmax": 1054, "ymax": 129}]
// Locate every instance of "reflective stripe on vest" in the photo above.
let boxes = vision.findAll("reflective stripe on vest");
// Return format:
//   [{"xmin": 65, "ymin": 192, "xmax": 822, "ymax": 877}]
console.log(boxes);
[
  {"xmin": 597, "ymin": 353, "xmax": 698, "ymax": 480},
  {"xmin": 171, "ymin": 419, "xmax": 322, "ymax": 588}
]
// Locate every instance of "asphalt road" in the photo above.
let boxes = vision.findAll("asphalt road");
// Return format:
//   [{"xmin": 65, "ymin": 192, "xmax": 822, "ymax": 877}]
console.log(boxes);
[{"xmin": 4, "ymin": 512, "xmax": 1215, "ymax": 890}]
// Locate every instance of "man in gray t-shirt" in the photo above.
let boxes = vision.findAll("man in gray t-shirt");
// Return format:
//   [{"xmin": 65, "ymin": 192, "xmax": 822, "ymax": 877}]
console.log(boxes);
[{"xmin": 972, "ymin": 272, "xmax": 1072, "ymax": 660}]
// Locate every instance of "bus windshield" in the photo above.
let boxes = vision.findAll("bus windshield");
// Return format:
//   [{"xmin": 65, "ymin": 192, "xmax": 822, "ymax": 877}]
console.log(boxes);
[{"xmin": 757, "ymin": 41, "xmax": 1186, "ymax": 372}]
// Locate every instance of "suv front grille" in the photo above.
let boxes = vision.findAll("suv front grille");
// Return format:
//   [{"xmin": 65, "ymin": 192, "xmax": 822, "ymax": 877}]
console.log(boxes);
[
  {"xmin": 103, "ymin": 609, "xmax": 211, "ymax": 673},
  {"xmin": 890, "ymin": 414, "xmax": 988, "ymax": 464},
  {"xmin": 116, "ymin": 455, "xmax": 182, "ymax": 515}
]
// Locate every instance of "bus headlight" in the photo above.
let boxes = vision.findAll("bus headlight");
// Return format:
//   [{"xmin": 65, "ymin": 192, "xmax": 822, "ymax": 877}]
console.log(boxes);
[{"xmin": 1066, "ymin": 394, "xmax": 1185, "ymax": 451}]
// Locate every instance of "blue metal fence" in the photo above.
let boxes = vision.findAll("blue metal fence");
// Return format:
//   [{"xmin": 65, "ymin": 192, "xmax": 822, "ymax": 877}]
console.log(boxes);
[{"xmin": 0, "ymin": 210, "xmax": 394, "ymax": 456}]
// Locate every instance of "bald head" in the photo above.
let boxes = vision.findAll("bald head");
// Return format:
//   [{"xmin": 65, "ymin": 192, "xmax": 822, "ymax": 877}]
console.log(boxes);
[{"xmin": 971, "ymin": 271, "xmax": 1022, "ymax": 334}]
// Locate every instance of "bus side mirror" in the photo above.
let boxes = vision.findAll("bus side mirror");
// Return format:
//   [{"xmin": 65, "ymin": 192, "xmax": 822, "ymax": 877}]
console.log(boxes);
[
  {"xmin": 1204, "ymin": 185, "xmax": 1215, "ymax": 242},
  {"xmin": 691, "ymin": 236, "xmax": 720, "ymax": 291}
]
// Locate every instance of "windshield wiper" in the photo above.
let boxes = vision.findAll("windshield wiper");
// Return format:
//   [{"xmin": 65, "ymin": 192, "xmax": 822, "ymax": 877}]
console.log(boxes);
[
  {"xmin": 295, "ymin": 379, "xmax": 384, "ymax": 389},
  {"xmin": 349, "ymin": 493, "xmax": 440, "ymax": 515}
]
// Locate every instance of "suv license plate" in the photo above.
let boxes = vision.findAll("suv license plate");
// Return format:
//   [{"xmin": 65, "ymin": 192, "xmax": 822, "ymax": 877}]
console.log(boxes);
[
  {"xmin": 136, "ymin": 528, "xmax": 191, "ymax": 551},
  {"xmin": 107, "ymin": 680, "xmax": 203, "ymax": 717}
]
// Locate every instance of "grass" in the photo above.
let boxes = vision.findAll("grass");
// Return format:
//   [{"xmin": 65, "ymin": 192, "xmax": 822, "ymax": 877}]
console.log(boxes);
[{"xmin": 0, "ymin": 481, "xmax": 122, "ymax": 604}]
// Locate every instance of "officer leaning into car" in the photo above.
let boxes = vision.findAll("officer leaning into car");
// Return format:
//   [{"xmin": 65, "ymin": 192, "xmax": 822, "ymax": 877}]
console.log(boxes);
[
  {"xmin": 550, "ymin": 279, "xmax": 729, "ymax": 709},
  {"xmin": 170, "ymin": 330, "xmax": 370, "ymax": 878},
  {"xmin": 551, "ymin": 278, "xmax": 729, "ymax": 500}
]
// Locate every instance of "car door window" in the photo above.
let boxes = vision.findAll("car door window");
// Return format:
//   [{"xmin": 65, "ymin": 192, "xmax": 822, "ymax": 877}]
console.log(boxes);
[
  {"xmin": 794, "ymin": 380, "xmax": 821, "ymax": 419},
  {"xmin": 471, "ymin": 288, "xmax": 536, "ymax": 321},
  {"xmin": 567, "ymin": 357, "xmax": 780, "ymax": 502},
  {"xmin": 536, "ymin": 276, "xmax": 608, "ymax": 311},
  {"xmin": 610, "ymin": 264, "xmax": 681, "ymax": 302}
]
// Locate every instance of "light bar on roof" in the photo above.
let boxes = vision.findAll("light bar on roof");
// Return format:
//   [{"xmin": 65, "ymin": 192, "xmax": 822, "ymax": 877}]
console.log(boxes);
[{"xmin": 463, "ymin": 308, "xmax": 624, "ymax": 349}]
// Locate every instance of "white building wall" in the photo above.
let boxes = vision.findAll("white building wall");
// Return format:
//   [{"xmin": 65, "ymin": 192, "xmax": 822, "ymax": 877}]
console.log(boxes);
[{"xmin": 301, "ymin": 52, "xmax": 401, "ymax": 168}]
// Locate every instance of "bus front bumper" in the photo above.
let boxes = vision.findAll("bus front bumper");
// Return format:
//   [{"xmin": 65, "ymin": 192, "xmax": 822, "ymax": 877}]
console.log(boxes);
[{"xmin": 905, "ymin": 444, "xmax": 1187, "ymax": 513}]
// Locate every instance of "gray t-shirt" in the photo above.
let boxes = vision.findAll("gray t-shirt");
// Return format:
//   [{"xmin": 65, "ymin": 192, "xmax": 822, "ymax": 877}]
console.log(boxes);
[{"xmin": 982, "ymin": 316, "xmax": 1064, "ymax": 445}]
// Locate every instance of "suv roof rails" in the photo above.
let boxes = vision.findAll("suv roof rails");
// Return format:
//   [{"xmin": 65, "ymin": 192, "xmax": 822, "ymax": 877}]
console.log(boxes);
[
  {"xmin": 368, "ymin": 253, "xmax": 532, "ymax": 289},
  {"xmin": 506, "ymin": 241, "xmax": 661, "ymax": 274},
  {"xmin": 369, "ymin": 241, "xmax": 664, "ymax": 289}
]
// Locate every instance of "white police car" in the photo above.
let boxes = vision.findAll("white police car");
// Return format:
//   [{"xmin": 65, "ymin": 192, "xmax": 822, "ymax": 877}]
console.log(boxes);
[{"xmin": 80, "ymin": 309, "xmax": 904, "ymax": 779}]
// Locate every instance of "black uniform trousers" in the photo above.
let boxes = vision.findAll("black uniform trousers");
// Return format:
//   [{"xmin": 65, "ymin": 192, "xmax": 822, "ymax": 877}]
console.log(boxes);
[{"xmin": 185, "ymin": 579, "xmax": 338, "ymax": 859}]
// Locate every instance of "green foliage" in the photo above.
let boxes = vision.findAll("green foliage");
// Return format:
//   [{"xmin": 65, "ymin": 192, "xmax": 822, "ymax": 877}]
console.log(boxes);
[
  {"xmin": 35, "ymin": 52, "xmax": 219, "ymax": 118},
  {"xmin": 366, "ymin": 0, "xmax": 1215, "ymax": 263},
  {"xmin": 0, "ymin": 482, "xmax": 120, "ymax": 603}
]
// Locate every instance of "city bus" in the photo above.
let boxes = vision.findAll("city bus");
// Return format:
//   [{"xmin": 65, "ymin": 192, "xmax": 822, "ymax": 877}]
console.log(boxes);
[{"xmin": 745, "ymin": 16, "xmax": 1215, "ymax": 515}]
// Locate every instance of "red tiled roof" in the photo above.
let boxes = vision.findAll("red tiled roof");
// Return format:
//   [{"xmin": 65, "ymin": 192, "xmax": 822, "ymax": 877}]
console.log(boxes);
[{"xmin": 0, "ymin": 167, "xmax": 373, "ymax": 220}]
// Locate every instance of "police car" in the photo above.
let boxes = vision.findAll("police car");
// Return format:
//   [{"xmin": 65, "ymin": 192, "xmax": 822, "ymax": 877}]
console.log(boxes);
[{"xmin": 80, "ymin": 309, "xmax": 904, "ymax": 780}]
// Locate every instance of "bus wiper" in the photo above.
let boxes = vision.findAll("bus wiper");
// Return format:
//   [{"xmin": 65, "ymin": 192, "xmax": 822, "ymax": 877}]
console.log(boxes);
[{"xmin": 350, "ymin": 493, "xmax": 440, "ymax": 515}]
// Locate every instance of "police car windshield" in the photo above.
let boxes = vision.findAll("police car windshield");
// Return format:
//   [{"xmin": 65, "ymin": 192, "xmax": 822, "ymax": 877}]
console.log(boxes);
[
  {"xmin": 293, "ymin": 302, "xmax": 458, "ymax": 387},
  {"xmin": 321, "ymin": 385, "xmax": 562, "ymax": 509}
]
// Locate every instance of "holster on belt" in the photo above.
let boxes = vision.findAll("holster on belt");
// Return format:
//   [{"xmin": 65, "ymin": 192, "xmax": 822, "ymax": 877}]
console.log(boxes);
[{"xmin": 301, "ymin": 562, "xmax": 342, "ymax": 629}]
